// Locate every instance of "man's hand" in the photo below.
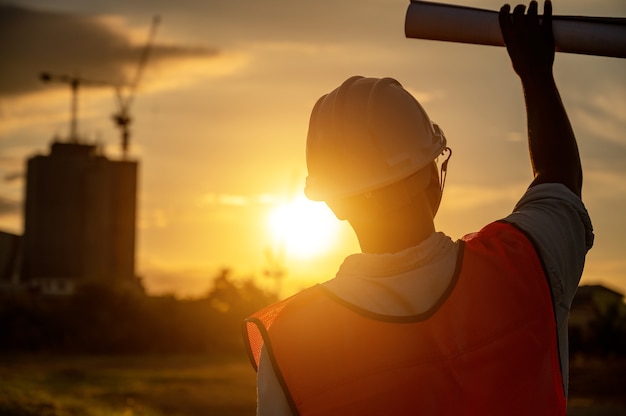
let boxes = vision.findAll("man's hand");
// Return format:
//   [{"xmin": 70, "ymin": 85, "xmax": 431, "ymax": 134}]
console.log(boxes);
[
  {"xmin": 499, "ymin": 0, "xmax": 582, "ymax": 198},
  {"xmin": 499, "ymin": 0, "xmax": 554, "ymax": 80}
]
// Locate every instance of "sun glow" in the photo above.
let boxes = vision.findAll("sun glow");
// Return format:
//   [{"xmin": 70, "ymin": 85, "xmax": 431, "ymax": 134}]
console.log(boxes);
[{"xmin": 269, "ymin": 196, "xmax": 339, "ymax": 259}]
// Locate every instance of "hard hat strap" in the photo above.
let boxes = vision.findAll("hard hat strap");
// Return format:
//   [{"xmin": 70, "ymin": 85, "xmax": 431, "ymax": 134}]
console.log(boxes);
[{"xmin": 439, "ymin": 147, "xmax": 453, "ymax": 194}]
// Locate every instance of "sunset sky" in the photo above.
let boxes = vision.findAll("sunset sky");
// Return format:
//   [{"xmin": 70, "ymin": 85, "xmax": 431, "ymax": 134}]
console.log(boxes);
[{"xmin": 1, "ymin": 0, "xmax": 625, "ymax": 297}]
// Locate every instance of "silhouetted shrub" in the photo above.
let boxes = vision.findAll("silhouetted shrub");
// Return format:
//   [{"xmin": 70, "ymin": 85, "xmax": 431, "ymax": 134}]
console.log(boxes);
[{"xmin": 0, "ymin": 269, "xmax": 277, "ymax": 355}]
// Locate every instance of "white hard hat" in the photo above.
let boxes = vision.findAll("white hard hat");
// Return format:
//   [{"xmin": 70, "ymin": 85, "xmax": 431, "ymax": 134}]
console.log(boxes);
[{"xmin": 304, "ymin": 76, "xmax": 447, "ymax": 201}]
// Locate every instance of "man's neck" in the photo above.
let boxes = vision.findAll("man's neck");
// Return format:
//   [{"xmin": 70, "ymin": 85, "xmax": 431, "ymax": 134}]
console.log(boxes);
[{"xmin": 351, "ymin": 204, "xmax": 436, "ymax": 254}]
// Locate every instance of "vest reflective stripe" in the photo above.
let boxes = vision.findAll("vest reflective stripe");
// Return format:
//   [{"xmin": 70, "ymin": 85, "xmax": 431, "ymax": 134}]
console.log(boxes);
[{"xmin": 244, "ymin": 222, "xmax": 566, "ymax": 415}]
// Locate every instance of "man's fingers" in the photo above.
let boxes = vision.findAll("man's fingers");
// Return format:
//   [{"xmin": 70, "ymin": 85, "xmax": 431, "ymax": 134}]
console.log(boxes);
[
  {"xmin": 528, "ymin": 1, "xmax": 538, "ymax": 24},
  {"xmin": 499, "ymin": 4, "xmax": 512, "ymax": 38},
  {"xmin": 544, "ymin": 0, "xmax": 552, "ymax": 18},
  {"xmin": 513, "ymin": 4, "xmax": 527, "ymax": 15},
  {"xmin": 512, "ymin": 4, "xmax": 526, "ymax": 26},
  {"xmin": 542, "ymin": 0, "xmax": 553, "ymax": 31}
]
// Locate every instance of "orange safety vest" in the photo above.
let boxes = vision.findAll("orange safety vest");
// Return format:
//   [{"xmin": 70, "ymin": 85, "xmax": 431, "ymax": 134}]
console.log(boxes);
[{"xmin": 243, "ymin": 222, "xmax": 566, "ymax": 415}]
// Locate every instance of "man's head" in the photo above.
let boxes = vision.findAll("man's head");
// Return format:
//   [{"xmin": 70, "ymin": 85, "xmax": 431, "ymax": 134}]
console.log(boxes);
[{"xmin": 304, "ymin": 76, "xmax": 448, "ymax": 222}]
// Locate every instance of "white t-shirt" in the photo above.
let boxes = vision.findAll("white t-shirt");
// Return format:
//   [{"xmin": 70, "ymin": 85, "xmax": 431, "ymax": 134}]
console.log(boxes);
[{"xmin": 256, "ymin": 183, "xmax": 594, "ymax": 416}]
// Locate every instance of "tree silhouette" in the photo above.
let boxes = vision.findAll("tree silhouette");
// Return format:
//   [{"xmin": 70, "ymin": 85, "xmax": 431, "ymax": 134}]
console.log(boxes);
[
  {"xmin": 588, "ymin": 302, "xmax": 626, "ymax": 357},
  {"xmin": 0, "ymin": 268, "xmax": 279, "ymax": 355}
]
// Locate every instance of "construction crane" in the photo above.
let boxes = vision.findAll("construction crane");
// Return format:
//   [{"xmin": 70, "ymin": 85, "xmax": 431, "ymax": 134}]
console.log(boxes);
[
  {"xmin": 112, "ymin": 14, "xmax": 161, "ymax": 159},
  {"xmin": 39, "ymin": 72, "xmax": 116, "ymax": 143},
  {"xmin": 40, "ymin": 14, "xmax": 160, "ymax": 156}
]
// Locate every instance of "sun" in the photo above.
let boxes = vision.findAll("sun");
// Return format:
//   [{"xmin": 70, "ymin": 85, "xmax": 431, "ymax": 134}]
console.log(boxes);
[{"xmin": 268, "ymin": 196, "xmax": 339, "ymax": 259}]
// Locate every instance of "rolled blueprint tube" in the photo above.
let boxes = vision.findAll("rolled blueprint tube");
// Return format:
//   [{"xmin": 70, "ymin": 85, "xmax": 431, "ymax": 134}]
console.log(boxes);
[{"xmin": 405, "ymin": 1, "xmax": 626, "ymax": 59}]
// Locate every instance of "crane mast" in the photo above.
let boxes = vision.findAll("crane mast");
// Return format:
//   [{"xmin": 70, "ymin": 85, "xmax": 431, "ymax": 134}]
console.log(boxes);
[{"xmin": 39, "ymin": 72, "xmax": 115, "ymax": 143}]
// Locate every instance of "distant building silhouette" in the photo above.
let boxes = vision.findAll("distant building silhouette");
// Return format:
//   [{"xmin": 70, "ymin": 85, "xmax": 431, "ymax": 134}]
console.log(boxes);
[
  {"xmin": 569, "ymin": 284, "xmax": 626, "ymax": 356},
  {"xmin": 19, "ymin": 141, "xmax": 140, "ymax": 294},
  {"xmin": 570, "ymin": 284, "xmax": 624, "ymax": 328},
  {"xmin": 0, "ymin": 230, "xmax": 21, "ymax": 289}
]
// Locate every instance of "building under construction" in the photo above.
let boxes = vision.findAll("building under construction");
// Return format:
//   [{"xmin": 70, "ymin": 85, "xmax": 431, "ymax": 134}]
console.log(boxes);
[
  {"xmin": 2, "ymin": 15, "xmax": 161, "ymax": 295},
  {"xmin": 20, "ymin": 140, "xmax": 140, "ymax": 294}
]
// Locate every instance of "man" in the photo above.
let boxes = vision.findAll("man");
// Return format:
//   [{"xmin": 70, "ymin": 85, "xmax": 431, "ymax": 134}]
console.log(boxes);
[{"xmin": 243, "ymin": 1, "xmax": 593, "ymax": 414}]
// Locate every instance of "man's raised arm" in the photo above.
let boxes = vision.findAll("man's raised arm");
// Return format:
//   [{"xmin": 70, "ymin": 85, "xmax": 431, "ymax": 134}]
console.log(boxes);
[{"xmin": 499, "ymin": 0, "xmax": 582, "ymax": 198}]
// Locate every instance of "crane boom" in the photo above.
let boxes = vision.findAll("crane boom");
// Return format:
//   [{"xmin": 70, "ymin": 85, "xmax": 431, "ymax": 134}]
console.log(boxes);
[
  {"xmin": 114, "ymin": 14, "xmax": 161, "ymax": 158},
  {"xmin": 40, "ymin": 72, "xmax": 117, "ymax": 142},
  {"xmin": 126, "ymin": 15, "xmax": 161, "ymax": 111}
]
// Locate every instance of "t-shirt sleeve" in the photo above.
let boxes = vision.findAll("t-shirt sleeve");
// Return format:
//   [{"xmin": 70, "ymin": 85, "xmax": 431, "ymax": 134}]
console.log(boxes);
[
  {"xmin": 257, "ymin": 347, "xmax": 293, "ymax": 416},
  {"xmin": 503, "ymin": 183, "xmax": 594, "ymax": 309}
]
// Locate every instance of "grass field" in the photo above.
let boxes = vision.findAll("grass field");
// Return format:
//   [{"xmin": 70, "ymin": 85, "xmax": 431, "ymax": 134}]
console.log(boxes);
[
  {"xmin": 0, "ymin": 354, "xmax": 257, "ymax": 416},
  {"xmin": 567, "ymin": 357, "xmax": 626, "ymax": 416},
  {"xmin": 1, "ymin": 354, "xmax": 625, "ymax": 415}
]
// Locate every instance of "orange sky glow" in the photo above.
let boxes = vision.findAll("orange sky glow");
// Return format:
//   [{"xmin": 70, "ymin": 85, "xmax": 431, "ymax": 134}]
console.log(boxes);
[{"xmin": 0, "ymin": 0, "xmax": 625, "ymax": 298}]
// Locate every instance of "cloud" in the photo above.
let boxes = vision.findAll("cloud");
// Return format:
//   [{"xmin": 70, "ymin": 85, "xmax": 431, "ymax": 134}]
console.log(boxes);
[
  {"xmin": 201, "ymin": 193, "xmax": 279, "ymax": 207},
  {"xmin": 572, "ymin": 87, "xmax": 626, "ymax": 176},
  {"xmin": 138, "ymin": 208, "xmax": 168, "ymax": 229},
  {"xmin": 0, "ymin": 4, "xmax": 218, "ymax": 98},
  {"xmin": 0, "ymin": 196, "xmax": 19, "ymax": 216},
  {"xmin": 441, "ymin": 183, "xmax": 524, "ymax": 212},
  {"xmin": 573, "ymin": 85, "xmax": 626, "ymax": 146},
  {"xmin": 582, "ymin": 258, "xmax": 626, "ymax": 293},
  {"xmin": 3, "ymin": 171, "xmax": 23, "ymax": 182}
]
